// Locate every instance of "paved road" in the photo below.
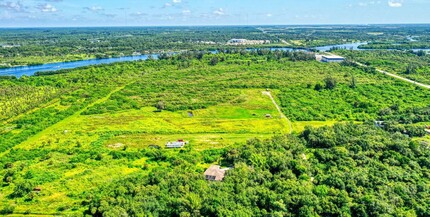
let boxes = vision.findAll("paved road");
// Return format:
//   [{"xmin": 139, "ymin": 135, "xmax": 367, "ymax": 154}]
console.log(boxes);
[{"xmin": 263, "ymin": 91, "xmax": 293, "ymax": 134}]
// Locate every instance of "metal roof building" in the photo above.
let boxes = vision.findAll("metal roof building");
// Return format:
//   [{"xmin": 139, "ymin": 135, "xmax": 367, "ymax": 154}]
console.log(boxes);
[{"xmin": 321, "ymin": 55, "xmax": 345, "ymax": 63}]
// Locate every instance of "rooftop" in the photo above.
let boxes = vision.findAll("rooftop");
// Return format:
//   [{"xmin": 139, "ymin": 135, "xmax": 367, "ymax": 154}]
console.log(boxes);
[
  {"xmin": 322, "ymin": 55, "xmax": 345, "ymax": 59},
  {"xmin": 204, "ymin": 165, "xmax": 227, "ymax": 181}
]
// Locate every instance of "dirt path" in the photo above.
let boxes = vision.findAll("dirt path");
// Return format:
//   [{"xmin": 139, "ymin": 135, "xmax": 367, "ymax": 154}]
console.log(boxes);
[
  {"xmin": 355, "ymin": 61, "xmax": 430, "ymax": 89},
  {"xmin": 263, "ymin": 91, "xmax": 293, "ymax": 134},
  {"xmin": 17, "ymin": 82, "xmax": 134, "ymax": 147},
  {"xmin": 325, "ymin": 52, "xmax": 430, "ymax": 89}
]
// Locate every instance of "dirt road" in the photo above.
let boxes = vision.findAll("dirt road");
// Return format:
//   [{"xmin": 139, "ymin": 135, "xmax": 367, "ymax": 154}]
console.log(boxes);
[
  {"xmin": 325, "ymin": 52, "xmax": 430, "ymax": 89},
  {"xmin": 355, "ymin": 62, "xmax": 430, "ymax": 89},
  {"xmin": 263, "ymin": 91, "xmax": 293, "ymax": 134}
]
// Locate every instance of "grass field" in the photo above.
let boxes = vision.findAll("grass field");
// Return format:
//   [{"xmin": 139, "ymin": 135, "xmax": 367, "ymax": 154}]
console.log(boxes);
[
  {"xmin": 0, "ymin": 89, "xmax": 291, "ymax": 214},
  {"xmin": 15, "ymin": 89, "xmax": 289, "ymax": 150}
]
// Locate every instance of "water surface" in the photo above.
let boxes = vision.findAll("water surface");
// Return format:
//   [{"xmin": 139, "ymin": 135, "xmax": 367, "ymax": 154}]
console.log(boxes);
[
  {"xmin": 1, "ymin": 42, "xmax": 429, "ymax": 77},
  {"xmin": 0, "ymin": 54, "xmax": 154, "ymax": 77}
]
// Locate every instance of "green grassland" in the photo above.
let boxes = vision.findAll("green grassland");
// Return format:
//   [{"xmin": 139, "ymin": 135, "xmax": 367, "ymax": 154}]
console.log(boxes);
[
  {"xmin": 1, "ymin": 51, "xmax": 430, "ymax": 215},
  {"xmin": 1, "ymin": 88, "xmax": 288, "ymax": 214},
  {"xmin": 16, "ymin": 89, "xmax": 288, "ymax": 152}
]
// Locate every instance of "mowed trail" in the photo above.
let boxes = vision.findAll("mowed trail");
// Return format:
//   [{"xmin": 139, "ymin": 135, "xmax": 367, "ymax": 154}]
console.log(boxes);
[
  {"xmin": 262, "ymin": 91, "xmax": 293, "ymax": 134},
  {"xmin": 17, "ymin": 82, "xmax": 135, "ymax": 147}
]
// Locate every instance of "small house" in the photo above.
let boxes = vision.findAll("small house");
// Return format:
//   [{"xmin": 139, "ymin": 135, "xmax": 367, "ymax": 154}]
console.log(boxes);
[
  {"xmin": 321, "ymin": 55, "xmax": 345, "ymax": 63},
  {"xmin": 166, "ymin": 139, "xmax": 188, "ymax": 148},
  {"xmin": 204, "ymin": 165, "xmax": 228, "ymax": 181}
]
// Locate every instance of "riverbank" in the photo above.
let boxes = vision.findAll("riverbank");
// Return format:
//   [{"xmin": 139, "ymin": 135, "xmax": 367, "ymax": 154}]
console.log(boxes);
[{"xmin": 3, "ymin": 42, "xmax": 430, "ymax": 77}]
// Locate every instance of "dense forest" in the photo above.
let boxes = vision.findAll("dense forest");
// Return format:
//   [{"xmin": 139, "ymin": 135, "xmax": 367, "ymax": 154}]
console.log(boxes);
[
  {"xmin": 86, "ymin": 123, "xmax": 430, "ymax": 217},
  {"xmin": 1, "ymin": 25, "xmax": 429, "ymax": 67}
]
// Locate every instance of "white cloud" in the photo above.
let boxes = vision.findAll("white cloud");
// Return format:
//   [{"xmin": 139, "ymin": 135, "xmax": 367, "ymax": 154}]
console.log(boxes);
[
  {"xmin": 84, "ymin": 6, "xmax": 104, "ymax": 12},
  {"xmin": 357, "ymin": 1, "xmax": 381, "ymax": 7},
  {"xmin": 388, "ymin": 0, "xmax": 403, "ymax": 7},
  {"xmin": 163, "ymin": 0, "xmax": 180, "ymax": 8},
  {"xmin": 182, "ymin": 9, "xmax": 191, "ymax": 14},
  {"xmin": 82, "ymin": 5, "xmax": 116, "ymax": 18},
  {"xmin": 130, "ymin": 11, "xmax": 147, "ymax": 17},
  {"xmin": 0, "ymin": 1, "xmax": 26, "ymax": 12},
  {"xmin": 213, "ymin": 8, "xmax": 224, "ymax": 16},
  {"xmin": 37, "ymin": 3, "xmax": 57, "ymax": 12},
  {"xmin": 266, "ymin": 13, "xmax": 273, "ymax": 17}
]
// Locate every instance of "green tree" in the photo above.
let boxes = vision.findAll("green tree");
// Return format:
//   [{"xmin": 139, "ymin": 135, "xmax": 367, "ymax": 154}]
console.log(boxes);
[
  {"xmin": 209, "ymin": 56, "xmax": 219, "ymax": 66},
  {"xmin": 324, "ymin": 76, "xmax": 337, "ymax": 90},
  {"xmin": 156, "ymin": 101, "xmax": 165, "ymax": 111}
]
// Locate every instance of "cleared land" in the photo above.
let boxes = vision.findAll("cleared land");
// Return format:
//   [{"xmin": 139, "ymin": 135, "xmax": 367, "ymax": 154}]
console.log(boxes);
[
  {"xmin": 16, "ymin": 89, "xmax": 289, "ymax": 150},
  {"xmin": 2, "ymin": 52, "xmax": 430, "ymax": 215},
  {"xmin": 1, "ymin": 89, "xmax": 289, "ymax": 214}
]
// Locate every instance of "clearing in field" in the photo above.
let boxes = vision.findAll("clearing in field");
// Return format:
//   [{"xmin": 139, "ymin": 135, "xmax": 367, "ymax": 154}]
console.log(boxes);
[
  {"xmin": 2, "ymin": 89, "xmax": 291, "ymax": 213},
  {"xmin": 15, "ymin": 89, "xmax": 290, "ymax": 151}
]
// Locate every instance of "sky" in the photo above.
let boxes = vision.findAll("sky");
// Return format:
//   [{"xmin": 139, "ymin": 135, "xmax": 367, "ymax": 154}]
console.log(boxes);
[{"xmin": 0, "ymin": 0, "xmax": 429, "ymax": 27}]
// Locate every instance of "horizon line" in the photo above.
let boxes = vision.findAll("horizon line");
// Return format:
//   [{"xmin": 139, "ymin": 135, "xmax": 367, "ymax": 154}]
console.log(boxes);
[{"xmin": 1, "ymin": 22, "xmax": 430, "ymax": 29}]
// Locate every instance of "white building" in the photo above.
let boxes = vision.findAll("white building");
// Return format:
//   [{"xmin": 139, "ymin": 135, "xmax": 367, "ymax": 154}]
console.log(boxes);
[
  {"xmin": 227, "ymin": 39, "xmax": 270, "ymax": 45},
  {"xmin": 228, "ymin": 39, "xmax": 248, "ymax": 44},
  {"xmin": 166, "ymin": 140, "xmax": 188, "ymax": 148},
  {"xmin": 321, "ymin": 55, "xmax": 345, "ymax": 63}
]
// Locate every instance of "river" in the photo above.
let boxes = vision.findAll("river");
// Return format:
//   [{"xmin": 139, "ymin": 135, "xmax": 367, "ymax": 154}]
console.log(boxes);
[
  {"xmin": 0, "ymin": 54, "xmax": 156, "ymax": 77},
  {"xmin": 1, "ymin": 42, "xmax": 429, "ymax": 77},
  {"xmin": 313, "ymin": 42, "xmax": 367, "ymax": 51}
]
